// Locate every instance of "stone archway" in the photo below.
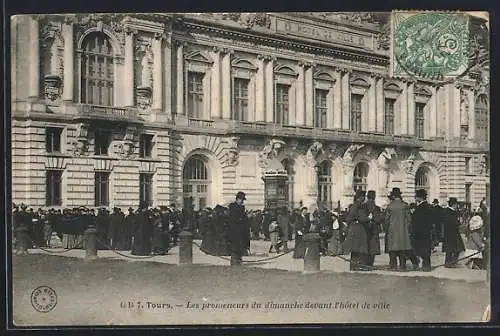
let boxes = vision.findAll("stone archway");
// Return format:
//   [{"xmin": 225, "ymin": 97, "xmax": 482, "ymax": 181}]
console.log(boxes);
[{"xmin": 413, "ymin": 163, "xmax": 440, "ymax": 202}]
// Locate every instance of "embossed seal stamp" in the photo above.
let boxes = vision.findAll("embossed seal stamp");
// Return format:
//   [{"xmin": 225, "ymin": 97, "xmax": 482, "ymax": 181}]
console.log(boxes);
[
  {"xmin": 391, "ymin": 12, "xmax": 470, "ymax": 80},
  {"xmin": 31, "ymin": 286, "xmax": 57, "ymax": 313}
]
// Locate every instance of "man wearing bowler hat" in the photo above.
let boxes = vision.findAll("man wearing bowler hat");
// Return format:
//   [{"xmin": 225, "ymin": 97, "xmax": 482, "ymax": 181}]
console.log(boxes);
[
  {"xmin": 442, "ymin": 197, "xmax": 466, "ymax": 267},
  {"xmin": 228, "ymin": 192, "xmax": 250, "ymax": 266},
  {"xmin": 384, "ymin": 187, "xmax": 413, "ymax": 271},
  {"xmin": 410, "ymin": 189, "xmax": 434, "ymax": 271}
]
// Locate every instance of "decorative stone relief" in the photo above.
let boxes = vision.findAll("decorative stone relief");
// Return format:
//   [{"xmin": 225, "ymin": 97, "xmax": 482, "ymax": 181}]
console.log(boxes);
[
  {"xmin": 118, "ymin": 126, "xmax": 138, "ymax": 159},
  {"xmin": 72, "ymin": 123, "xmax": 90, "ymax": 156},
  {"xmin": 74, "ymin": 13, "xmax": 126, "ymax": 54},
  {"xmin": 225, "ymin": 136, "xmax": 240, "ymax": 167},
  {"xmin": 40, "ymin": 22, "xmax": 64, "ymax": 105},
  {"xmin": 340, "ymin": 144, "xmax": 365, "ymax": 168},
  {"xmin": 376, "ymin": 147, "xmax": 397, "ymax": 190},
  {"xmin": 258, "ymin": 138, "xmax": 287, "ymax": 170},
  {"xmin": 398, "ymin": 150, "xmax": 418, "ymax": 175},
  {"xmin": 135, "ymin": 35, "xmax": 154, "ymax": 112},
  {"xmin": 199, "ymin": 13, "xmax": 272, "ymax": 29},
  {"xmin": 460, "ymin": 90, "xmax": 470, "ymax": 126}
]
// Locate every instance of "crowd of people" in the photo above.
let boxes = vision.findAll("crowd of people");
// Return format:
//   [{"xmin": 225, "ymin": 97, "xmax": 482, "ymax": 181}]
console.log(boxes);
[{"xmin": 12, "ymin": 189, "xmax": 489, "ymax": 271}]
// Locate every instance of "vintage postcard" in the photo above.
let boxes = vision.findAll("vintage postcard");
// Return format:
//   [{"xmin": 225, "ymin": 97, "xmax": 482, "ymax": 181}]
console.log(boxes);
[{"xmin": 9, "ymin": 11, "xmax": 490, "ymax": 327}]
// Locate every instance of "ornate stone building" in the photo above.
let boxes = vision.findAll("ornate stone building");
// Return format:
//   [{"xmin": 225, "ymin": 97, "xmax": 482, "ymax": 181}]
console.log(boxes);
[{"xmin": 11, "ymin": 13, "xmax": 490, "ymax": 210}]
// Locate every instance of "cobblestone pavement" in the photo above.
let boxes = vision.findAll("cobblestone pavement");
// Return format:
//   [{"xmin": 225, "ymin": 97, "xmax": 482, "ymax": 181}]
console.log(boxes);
[{"xmin": 28, "ymin": 235, "xmax": 487, "ymax": 283}]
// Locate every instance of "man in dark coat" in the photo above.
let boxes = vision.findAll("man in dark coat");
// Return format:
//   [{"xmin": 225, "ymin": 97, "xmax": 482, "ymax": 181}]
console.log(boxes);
[
  {"xmin": 108, "ymin": 207, "xmax": 122, "ymax": 250},
  {"xmin": 363, "ymin": 190, "xmax": 383, "ymax": 267},
  {"xmin": 277, "ymin": 207, "xmax": 291, "ymax": 252},
  {"xmin": 344, "ymin": 190, "xmax": 370, "ymax": 271},
  {"xmin": 131, "ymin": 202, "xmax": 152, "ymax": 256},
  {"xmin": 384, "ymin": 187, "xmax": 413, "ymax": 271},
  {"xmin": 431, "ymin": 199, "xmax": 443, "ymax": 248},
  {"xmin": 410, "ymin": 189, "xmax": 434, "ymax": 271},
  {"xmin": 293, "ymin": 207, "xmax": 309, "ymax": 259},
  {"xmin": 227, "ymin": 192, "xmax": 250, "ymax": 266},
  {"xmin": 443, "ymin": 197, "xmax": 466, "ymax": 267}
]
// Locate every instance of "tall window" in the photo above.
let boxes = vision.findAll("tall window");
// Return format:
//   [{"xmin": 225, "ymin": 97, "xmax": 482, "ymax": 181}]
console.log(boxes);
[
  {"xmin": 350, "ymin": 94, "xmax": 363, "ymax": 132},
  {"xmin": 314, "ymin": 89, "xmax": 328, "ymax": 128},
  {"xmin": 46, "ymin": 170, "xmax": 62, "ymax": 206},
  {"xmin": 94, "ymin": 172, "xmax": 110, "ymax": 206},
  {"xmin": 139, "ymin": 173, "xmax": 153, "ymax": 207},
  {"xmin": 384, "ymin": 98, "xmax": 395, "ymax": 135},
  {"xmin": 233, "ymin": 78, "xmax": 249, "ymax": 121},
  {"xmin": 139, "ymin": 134, "xmax": 153, "ymax": 158},
  {"xmin": 317, "ymin": 161, "xmax": 332, "ymax": 208},
  {"xmin": 46, "ymin": 128, "xmax": 63, "ymax": 153},
  {"xmin": 275, "ymin": 84, "xmax": 290, "ymax": 125},
  {"xmin": 465, "ymin": 183, "xmax": 472, "ymax": 204},
  {"xmin": 94, "ymin": 130, "xmax": 109, "ymax": 156},
  {"xmin": 353, "ymin": 162, "xmax": 369, "ymax": 192},
  {"xmin": 183, "ymin": 155, "xmax": 210, "ymax": 211},
  {"xmin": 187, "ymin": 72, "xmax": 204, "ymax": 119},
  {"xmin": 81, "ymin": 32, "xmax": 114, "ymax": 106},
  {"xmin": 465, "ymin": 157, "xmax": 472, "ymax": 174},
  {"xmin": 415, "ymin": 102, "xmax": 426, "ymax": 138},
  {"xmin": 475, "ymin": 95, "xmax": 489, "ymax": 143},
  {"xmin": 415, "ymin": 165, "xmax": 430, "ymax": 196}
]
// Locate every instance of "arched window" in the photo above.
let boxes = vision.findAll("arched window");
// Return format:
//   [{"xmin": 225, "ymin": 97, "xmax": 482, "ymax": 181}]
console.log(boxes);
[
  {"xmin": 415, "ymin": 165, "xmax": 430, "ymax": 196},
  {"xmin": 281, "ymin": 158, "xmax": 294, "ymax": 209},
  {"xmin": 81, "ymin": 32, "xmax": 114, "ymax": 106},
  {"xmin": 183, "ymin": 155, "xmax": 210, "ymax": 210},
  {"xmin": 353, "ymin": 162, "xmax": 369, "ymax": 192},
  {"xmin": 475, "ymin": 95, "xmax": 489, "ymax": 143},
  {"xmin": 317, "ymin": 160, "xmax": 332, "ymax": 209}
]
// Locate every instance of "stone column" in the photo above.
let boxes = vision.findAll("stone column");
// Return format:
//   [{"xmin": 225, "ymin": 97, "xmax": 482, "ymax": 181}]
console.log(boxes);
[
  {"xmin": 400, "ymin": 82, "xmax": 408, "ymax": 134},
  {"xmin": 451, "ymin": 85, "xmax": 462, "ymax": 138},
  {"xmin": 306, "ymin": 160, "xmax": 319, "ymax": 209},
  {"xmin": 333, "ymin": 70, "xmax": 342, "ymax": 129},
  {"xmin": 305, "ymin": 65, "xmax": 314, "ymax": 127},
  {"xmin": 368, "ymin": 76, "xmax": 377, "ymax": 132},
  {"xmin": 176, "ymin": 41, "xmax": 185, "ymax": 115},
  {"xmin": 376, "ymin": 77, "xmax": 384, "ymax": 132},
  {"xmin": 326, "ymin": 83, "xmax": 334, "ymax": 129},
  {"xmin": 341, "ymin": 70, "xmax": 350, "ymax": 130},
  {"xmin": 28, "ymin": 17, "xmax": 40, "ymax": 98},
  {"xmin": 210, "ymin": 47, "xmax": 222, "ymax": 119},
  {"xmin": 62, "ymin": 21, "xmax": 74, "ymax": 102},
  {"xmin": 429, "ymin": 86, "xmax": 438, "ymax": 137},
  {"xmin": 407, "ymin": 81, "xmax": 415, "ymax": 135},
  {"xmin": 221, "ymin": 49, "xmax": 232, "ymax": 120},
  {"xmin": 295, "ymin": 62, "xmax": 305, "ymax": 125},
  {"xmin": 151, "ymin": 33, "xmax": 163, "ymax": 111},
  {"xmin": 163, "ymin": 36, "xmax": 172, "ymax": 117},
  {"xmin": 265, "ymin": 56, "xmax": 275, "ymax": 122},
  {"xmin": 123, "ymin": 29, "xmax": 135, "ymax": 107},
  {"xmin": 255, "ymin": 55, "xmax": 266, "ymax": 122}
]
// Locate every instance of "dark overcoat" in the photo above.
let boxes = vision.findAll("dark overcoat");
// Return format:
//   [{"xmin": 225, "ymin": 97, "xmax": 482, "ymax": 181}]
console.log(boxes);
[
  {"xmin": 384, "ymin": 199, "xmax": 412, "ymax": 252},
  {"xmin": 293, "ymin": 213, "xmax": 309, "ymax": 259},
  {"xmin": 410, "ymin": 201, "xmax": 434, "ymax": 255},
  {"xmin": 227, "ymin": 202, "xmax": 250, "ymax": 256},
  {"xmin": 362, "ymin": 200, "xmax": 383, "ymax": 255},
  {"xmin": 343, "ymin": 201, "xmax": 370, "ymax": 254},
  {"xmin": 442, "ymin": 207, "xmax": 466, "ymax": 254},
  {"xmin": 277, "ymin": 213, "xmax": 290, "ymax": 241}
]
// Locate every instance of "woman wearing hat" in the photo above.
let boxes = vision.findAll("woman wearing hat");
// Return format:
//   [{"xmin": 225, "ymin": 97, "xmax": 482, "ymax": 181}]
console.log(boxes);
[
  {"xmin": 465, "ymin": 209, "xmax": 486, "ymax": 269},
  {"xmin": 344, "ymin": 189, "xmax": 371, "ymax": 271},
  {"xmin": 442, "ymin": 197, "xmax": 466, "ymax": 267}
]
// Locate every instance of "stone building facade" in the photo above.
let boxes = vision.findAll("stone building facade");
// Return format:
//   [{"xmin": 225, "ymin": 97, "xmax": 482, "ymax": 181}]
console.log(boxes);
[{"xmin": 11, "ymin": 13, "xmax": 490, "ymax": 210}]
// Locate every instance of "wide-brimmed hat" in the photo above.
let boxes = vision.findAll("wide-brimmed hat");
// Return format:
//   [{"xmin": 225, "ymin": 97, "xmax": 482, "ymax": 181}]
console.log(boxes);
[
  {"xmin": 415, "ymin": 189, "xmax": 428, "ymax": 199},
  {"xmin": 432, "ymin": 199, "xmax": 439, "ymax": 205},
  {"xmin": 389, "ymin": 187, "xmax": 402, "ymax": 198}
]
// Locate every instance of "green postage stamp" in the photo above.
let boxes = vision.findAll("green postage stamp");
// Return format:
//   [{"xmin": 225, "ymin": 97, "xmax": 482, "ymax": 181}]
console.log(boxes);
[{"xmin": 391, "ymin": 11, "xmax": 471, "ymax": 80}]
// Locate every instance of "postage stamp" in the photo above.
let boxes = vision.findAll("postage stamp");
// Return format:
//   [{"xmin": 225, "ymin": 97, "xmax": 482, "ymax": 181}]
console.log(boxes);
[{"xmin": 390, "ymin": 11, "xmax": 470, "ymax": 81}]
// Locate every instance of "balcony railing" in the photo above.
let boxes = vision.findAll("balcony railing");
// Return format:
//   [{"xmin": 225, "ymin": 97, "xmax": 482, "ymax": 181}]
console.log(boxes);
[
  {"xmin": 74, "ymin": 104, "xmax": 143, "ymax": 122},
  {"xmin": 187, "ymin": 118, "xmax": 215, "ymax": 128},
  {"xmin": 422, "ymin": 137, "xmax": 489, "ymax": 152}
]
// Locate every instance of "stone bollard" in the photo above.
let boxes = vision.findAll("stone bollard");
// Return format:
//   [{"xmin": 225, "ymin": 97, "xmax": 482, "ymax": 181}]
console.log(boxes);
[
  {"xmin": 84, "ymin": 226, "xmax": 98, "ymax": 260},
  {"xmin": 303, "ymin": 233, "xmax": 321, "ymax": 273},
  {"xmin": 15, "ymin": 226, "xmax": 30, "ymax": 255},
  {"xmin": 179, "ymin": 231, "xmax": 193, "ymax": 265}
]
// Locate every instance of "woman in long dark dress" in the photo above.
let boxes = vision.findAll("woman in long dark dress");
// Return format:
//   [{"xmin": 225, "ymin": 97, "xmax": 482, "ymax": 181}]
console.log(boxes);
[
  {"xmin": 293, "ymin": 207, "xmax": 309, "ymax": 259},
  {"xmin": 200, "ymin": 208, "xmax": 216, "ymax": 254}
]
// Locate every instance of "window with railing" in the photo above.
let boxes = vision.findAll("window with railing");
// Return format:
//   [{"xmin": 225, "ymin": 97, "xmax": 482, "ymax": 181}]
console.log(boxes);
[
  {"xmin": 94, "ymin": 172, "xmax": 110, "ymax": 206},
  {"xmin": 80, "ymin": 32, "xmax": 114, "ymax": 106},
  {"xmin": 384, "ymin": 98, "xmax": 395, "ymax": 135},
  {"xmin": 315, "ymin": 89, "xmax": 328, "ymax": 128},
  {"xmin": 139, "ymin": 173, "xmax": 153, "ymax": 207},
  {"xmin": 415, "ymin": 102, "xmax": 426, "ymax": 139},
  {"xmin": 187, "ymin": 72, "xmax": 204, "ymax": 119},
  {"xmin": 350, "ymin": 94, "xmax": 363, "ymax": 132},
  {"xmin": 46, "ymin": 128, "xmax": 63, "ymax": 153},
  {"xmin": 46, "ymin": 170, "xmax": 62, "ymax": 206},
  {"xmin": 415, "ymin": 165, "xmax": 430, "ymax": 196},
  {"xmin": 233, "ymin": 78, "xmax": 249, "ymax": 121},
  {"xmin": 275, "ymin": 84, "xmax": 290, "ymax": 125},
  {"xmin": 318, "ymin": 160, "xmax": 332, "ymax": 208},
  {"xmin": 94, "ymin": 130, "xmax": 110, "ymax": 156}
]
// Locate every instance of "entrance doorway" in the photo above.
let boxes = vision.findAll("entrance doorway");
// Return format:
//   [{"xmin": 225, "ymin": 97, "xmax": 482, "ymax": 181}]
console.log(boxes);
[{"xmin": 183, "ymin": 154, "xmax": 210, "ymax": 211}]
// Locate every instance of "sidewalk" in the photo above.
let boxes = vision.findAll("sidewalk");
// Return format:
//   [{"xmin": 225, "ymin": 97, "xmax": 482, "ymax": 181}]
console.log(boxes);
[{"xmin": 28, "ymin": 237, "xmax": 487, "ymax": 283}]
